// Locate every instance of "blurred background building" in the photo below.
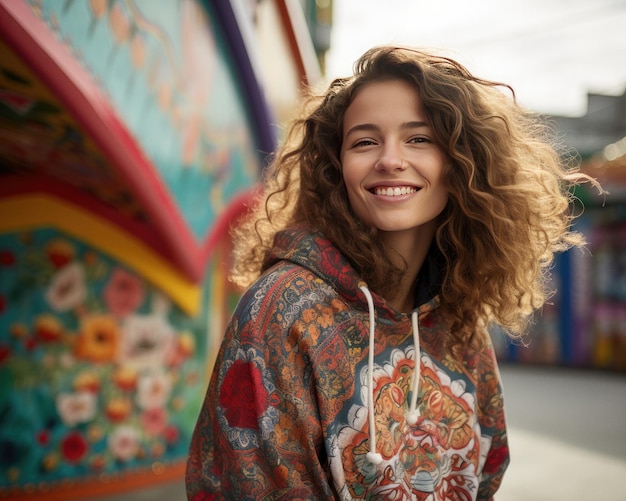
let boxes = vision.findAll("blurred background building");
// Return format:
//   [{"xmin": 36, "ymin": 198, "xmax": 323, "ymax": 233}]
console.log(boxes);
[
  {"xmin": 0, "ymin": 0, "xmax": 623, "ymax": 500},
  {"xmin": 492, "ymin": 90, "xmax": 626, "ymax": 372}
]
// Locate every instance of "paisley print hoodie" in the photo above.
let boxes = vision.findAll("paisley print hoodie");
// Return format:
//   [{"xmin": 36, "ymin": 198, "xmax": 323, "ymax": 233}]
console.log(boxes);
[{"xmin": 186, "ymin": 227, "xmax": 509, "ymax": 500}]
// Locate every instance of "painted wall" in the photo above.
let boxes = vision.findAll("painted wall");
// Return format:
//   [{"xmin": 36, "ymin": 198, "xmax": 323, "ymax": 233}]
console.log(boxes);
[
  {"xmin": 0, "ymin": 0, "xmax": 283, "ymax": 498},
  {"xmin": 25, "ymin": 0, "xmax": 261, "ymax": 241}
]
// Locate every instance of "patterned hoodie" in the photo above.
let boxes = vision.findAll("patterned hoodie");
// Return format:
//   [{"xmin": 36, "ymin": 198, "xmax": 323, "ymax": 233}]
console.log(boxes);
[{"xmin": 186, "ymin": 227, "xmax": 509, "ymax": 500}]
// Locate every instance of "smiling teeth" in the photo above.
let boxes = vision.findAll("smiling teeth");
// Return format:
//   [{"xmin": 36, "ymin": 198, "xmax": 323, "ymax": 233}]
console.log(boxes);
[{"xmin": 374, "ymin": 186, "xmax": 418, "ymax": 196}]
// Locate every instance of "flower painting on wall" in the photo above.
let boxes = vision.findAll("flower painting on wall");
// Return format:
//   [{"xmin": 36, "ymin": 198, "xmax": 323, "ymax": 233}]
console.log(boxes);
[{"xmin": 0, "ymin": 228, "xmax": 208, "ymax": 490}]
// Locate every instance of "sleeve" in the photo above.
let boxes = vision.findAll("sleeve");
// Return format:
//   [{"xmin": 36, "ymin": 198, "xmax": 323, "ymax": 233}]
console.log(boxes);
[
  {"xmin": 185, "ymin": 280, "xmax": 335, "ymax": 500},
  {"xmin": 475, "ymin": 331, "xmax": 510, "ymax": 501}
]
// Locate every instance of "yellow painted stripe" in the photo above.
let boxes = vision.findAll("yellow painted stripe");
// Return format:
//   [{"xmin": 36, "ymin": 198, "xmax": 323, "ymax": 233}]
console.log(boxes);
[{"xmin": 0, "ymin": 194, "xmax": 200, "ymax": 315}]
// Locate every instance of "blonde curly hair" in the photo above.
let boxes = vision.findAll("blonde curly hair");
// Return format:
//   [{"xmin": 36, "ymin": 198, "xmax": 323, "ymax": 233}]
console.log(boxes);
[{"xmin": 230, "ymin": 46, "xmax": 600, "ymax": 343}]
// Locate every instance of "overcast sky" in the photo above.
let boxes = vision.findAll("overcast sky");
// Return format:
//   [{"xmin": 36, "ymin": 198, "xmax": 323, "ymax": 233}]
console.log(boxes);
[{"xmin": 325, "ymin": 0, "xmax": 626, "ymax": 117}]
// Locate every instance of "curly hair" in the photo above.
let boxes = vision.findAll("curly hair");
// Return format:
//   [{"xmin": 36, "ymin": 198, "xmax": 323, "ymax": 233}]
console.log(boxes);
[{"xmin": 230, "ymin": 46, "xmax": 599, "ymax": 342}]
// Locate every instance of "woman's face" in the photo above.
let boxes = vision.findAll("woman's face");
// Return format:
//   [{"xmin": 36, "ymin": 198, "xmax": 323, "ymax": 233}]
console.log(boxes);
[{"xmin": 340, "ymin": 79, "xmax": 449, "ymax": 244}]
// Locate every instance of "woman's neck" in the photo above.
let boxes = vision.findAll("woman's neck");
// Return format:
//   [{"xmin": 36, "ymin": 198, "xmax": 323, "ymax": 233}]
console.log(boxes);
[{"xmin": 380, "ymin": 225, "xmax": 436, "ymax": 313}]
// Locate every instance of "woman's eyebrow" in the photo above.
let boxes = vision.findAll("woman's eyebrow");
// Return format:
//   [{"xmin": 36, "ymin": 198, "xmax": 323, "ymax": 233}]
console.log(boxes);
[
  {"xmin": 401, "ymin": 121, "xmax": 430, "ymax": 130},
  {"xmin": 344, "ymin": 123, "xmax": 380, "ymax": 137}
]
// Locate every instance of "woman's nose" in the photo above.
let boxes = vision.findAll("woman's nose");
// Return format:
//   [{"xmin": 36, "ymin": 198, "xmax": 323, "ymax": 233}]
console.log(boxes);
[{"xmin": 374, "ymin": 143, "xmax": 406, "ymax": 172}]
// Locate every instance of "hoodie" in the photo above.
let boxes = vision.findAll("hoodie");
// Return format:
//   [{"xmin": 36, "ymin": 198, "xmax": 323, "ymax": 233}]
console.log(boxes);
[{"xmin": 186, "ymin": 227, "xmax": 509, "ymax": 500}]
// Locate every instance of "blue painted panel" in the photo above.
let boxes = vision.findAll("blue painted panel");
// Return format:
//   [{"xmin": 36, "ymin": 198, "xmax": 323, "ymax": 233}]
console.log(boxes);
[{"xmin": 30, "ymin": 0, "xmax": 262, "ymax": 241}]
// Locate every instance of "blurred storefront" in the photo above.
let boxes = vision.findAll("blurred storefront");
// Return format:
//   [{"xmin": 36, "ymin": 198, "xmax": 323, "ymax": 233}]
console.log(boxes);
[{"xmin": 493, "ymin": 90, "xmax": 626, "ymax": 373}]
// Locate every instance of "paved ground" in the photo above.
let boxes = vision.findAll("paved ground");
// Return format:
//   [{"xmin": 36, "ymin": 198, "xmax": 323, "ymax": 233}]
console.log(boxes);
[
  {"xmin": 98, "ymin": 364, "xmax": 626, "ymax": 501},
  {"xmin": 497, "ymin": 364, "xmax": 626, "ymax": 501}
]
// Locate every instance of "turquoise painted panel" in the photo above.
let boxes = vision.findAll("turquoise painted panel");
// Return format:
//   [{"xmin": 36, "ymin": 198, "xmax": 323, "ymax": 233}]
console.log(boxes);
[
  {"xmin": 0, "ymin": 229, "xmax": 212, "ymax": 489},
  {"xmin": 28, "ymin": 0, "xmax": 261, "ymax": 241}
]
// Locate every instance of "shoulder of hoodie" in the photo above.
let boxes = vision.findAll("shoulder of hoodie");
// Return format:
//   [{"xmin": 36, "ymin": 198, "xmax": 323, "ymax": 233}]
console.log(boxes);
[
  {"xmin": 242, "ymin": 260, "xmax": 343, "ymax": 308},
  {"xmin": 233, "ymin": 260, "xmax": 358, "ymax": 327}
]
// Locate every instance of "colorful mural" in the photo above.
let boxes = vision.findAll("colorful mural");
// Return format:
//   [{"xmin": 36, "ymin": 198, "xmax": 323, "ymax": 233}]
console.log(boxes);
[
  {"xmin": 27, "ymin": 0, "xmax": 261, "ymax": 241},
  {"xmin": 0, "ymin": 0, "xmax": 320, "ymax": 497},
  {"xmin": 0, "ymin": 0, "xmax": 270, "ymax": 497},
  {"xmin": 0, "ymin": 228, "xmax": 206, "ymax": 493},
  {"xmin": 0, "ymin": 39, "xmax": 148, "ymax": 222},
  {"xmin": 0, "ymin": 180, "xmax": 245, "ymax": 499}
]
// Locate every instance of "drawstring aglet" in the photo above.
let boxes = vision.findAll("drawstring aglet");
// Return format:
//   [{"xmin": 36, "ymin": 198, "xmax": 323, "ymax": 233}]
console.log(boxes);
[
  {"xmin": 406, "ymin": 410, "xmax": 419, "ymax": 426},
  {"xmin": 366, "ymin": 451, "xmax": 383, "ymax": 465}
]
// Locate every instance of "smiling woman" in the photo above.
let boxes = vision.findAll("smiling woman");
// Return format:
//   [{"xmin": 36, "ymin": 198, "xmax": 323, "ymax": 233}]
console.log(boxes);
[{"xmin": 186, "ymin": 46, "xmax": 600, "ymax": 500}]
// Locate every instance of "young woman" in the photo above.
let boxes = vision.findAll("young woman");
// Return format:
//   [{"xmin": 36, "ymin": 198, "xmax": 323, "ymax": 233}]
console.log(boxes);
[{"xmin": 186, "ymin": 46, "xmax": 596, "ymax": 500}]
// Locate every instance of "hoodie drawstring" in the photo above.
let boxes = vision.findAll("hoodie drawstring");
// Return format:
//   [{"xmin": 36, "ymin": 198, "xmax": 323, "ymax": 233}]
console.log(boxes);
[
  {"xmin": 406, "ymin": 310, "xmax": 421, "ymax": 426},
  {"xmin": 359, "ymin": 285, "xmax": 421, "ymax": 465},
  {"xmin": 360, "ymin": 285, "xmax": 383, "ymax": 465}
]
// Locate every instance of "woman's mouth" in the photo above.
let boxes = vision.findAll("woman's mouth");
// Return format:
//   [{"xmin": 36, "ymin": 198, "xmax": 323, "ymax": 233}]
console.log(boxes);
[{"xmin": 372, "ymin": 186, "xmax": 420, "ymax": 196}]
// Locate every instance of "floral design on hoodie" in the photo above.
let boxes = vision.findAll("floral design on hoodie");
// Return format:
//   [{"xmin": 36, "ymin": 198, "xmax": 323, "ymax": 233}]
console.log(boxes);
[{"xmin": 333, "ymin": 346, "xmax": 484, "ymax": 500}]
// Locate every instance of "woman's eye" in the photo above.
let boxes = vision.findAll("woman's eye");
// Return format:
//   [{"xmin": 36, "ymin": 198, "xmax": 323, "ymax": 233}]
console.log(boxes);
[
  {"xmin": 408, "ymin": 136, "xmax": 430, "ymax": 144},
  {"xmin": 354, "ymin": 139, "xmax": 376, "ymax": 147}
]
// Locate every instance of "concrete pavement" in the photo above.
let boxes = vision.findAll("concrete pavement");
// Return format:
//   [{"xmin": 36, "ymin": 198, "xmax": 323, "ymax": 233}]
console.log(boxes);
[{"xmin": 497, "ymin": 364, "xmax": 626, "ymax": 501}]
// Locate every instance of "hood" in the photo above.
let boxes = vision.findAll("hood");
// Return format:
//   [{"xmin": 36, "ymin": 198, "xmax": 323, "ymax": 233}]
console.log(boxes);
[{"xmin": 263, "ymin": 226, "xmax": 442, "ymax": 316}]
